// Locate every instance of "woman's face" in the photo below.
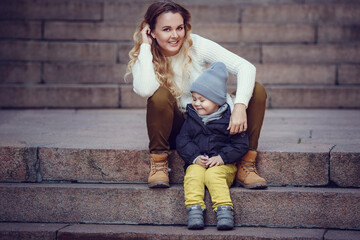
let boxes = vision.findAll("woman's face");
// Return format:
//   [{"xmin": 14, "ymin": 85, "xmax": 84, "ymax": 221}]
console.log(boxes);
[{"xmin": 151, "ymin": 12, "xmax": 185, "ymax": 57}]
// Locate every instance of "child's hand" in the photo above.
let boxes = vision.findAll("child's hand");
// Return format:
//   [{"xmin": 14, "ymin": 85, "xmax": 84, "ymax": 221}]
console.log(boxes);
[
  {"xmin": 206, "ymin": 155, "xmax": 224, "ymax": 168},
  {"xmin": 195, "ymin": 155, "xmax": 209, "ymax": 168}
]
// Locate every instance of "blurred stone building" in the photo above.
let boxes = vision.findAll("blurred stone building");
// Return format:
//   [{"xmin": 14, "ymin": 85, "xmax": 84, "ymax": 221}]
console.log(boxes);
[{"xmin": 0, "ymin": 0, "xmax": 359, "ymax": 109}]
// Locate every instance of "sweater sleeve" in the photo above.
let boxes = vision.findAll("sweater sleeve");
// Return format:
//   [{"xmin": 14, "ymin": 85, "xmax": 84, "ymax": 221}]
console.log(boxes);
[
  {"xmin": 132, "ymin": 44, "xmax": 160, "ymax": 98},
  {"xmin": 192, "ymin": 34, "xmax": 256, "ymax": 107}
]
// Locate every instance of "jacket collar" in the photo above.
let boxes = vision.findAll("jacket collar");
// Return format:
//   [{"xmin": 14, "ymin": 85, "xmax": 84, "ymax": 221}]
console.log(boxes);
[{"xmin": 186, "ymin": 103, "xmax": 230, "ymax": 125}]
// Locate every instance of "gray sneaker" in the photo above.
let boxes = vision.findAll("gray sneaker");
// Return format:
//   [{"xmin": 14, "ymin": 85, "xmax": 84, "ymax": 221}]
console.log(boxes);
[
  {"xmin": 215, "ymin": 206, "xmax": 234, "ymax": 230},
  {"xmin": 186, "ymin": 205, "xmax": 204, "ymax": 230}
]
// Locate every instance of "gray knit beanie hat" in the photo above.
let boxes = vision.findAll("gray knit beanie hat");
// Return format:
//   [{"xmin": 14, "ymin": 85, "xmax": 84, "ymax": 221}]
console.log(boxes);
[{"xmin": 190, "ymin": 62, "xmax": 228, "ymax": 105}]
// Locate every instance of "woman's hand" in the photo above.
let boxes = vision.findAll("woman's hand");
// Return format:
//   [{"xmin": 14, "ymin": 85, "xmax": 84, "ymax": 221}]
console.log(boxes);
[
  {"xmin": 207, "ymin": 155, "xmax": 224, "ymax": 168},
  {"xmin": 195, "ymin": 155, "xmax": 208, "ymax": 168},
  {"xmin": 228, "ymin": 103, "xmax": 247, "ymax": 135},
  {"xmin": 141, "ymin": 24, "xmax": 153, "ymax": 45}
]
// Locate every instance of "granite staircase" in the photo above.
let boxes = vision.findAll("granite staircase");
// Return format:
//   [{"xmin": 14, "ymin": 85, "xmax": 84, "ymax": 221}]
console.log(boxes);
[
  {"xmin": 0, "ymin": 0, "xmax": 360, "ymax": 239},
  {"xmin": 0, "ymin": 0, "xmax": 359, "ymax": 108},
  {"xmin": 0, "ymin": 108, "xmax": 359, "ymax": 239}
]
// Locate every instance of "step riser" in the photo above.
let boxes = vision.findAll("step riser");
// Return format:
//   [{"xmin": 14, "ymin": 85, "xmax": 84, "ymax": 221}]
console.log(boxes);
[
  {"xmin": 266, "ymin": 86, "xmax": 360, "ymax": 108},
  {"xmin": 3, "ymin": 62, "xmax": 359, "ymax": 86},
  {"xmin": 0, "ymin": 85, "xmax": 120, "ymax": 108},
  {"xmin": 3, "ymin": 85, "xmax": 360, "ymax": 109},
  {"xmin": 2, "ymin": 146, "xmax": 359, "ymax": 187},
  {"xmin": 0, "ymin": 223, "xmax": 66, "ymax": 240},
  {"xmin": 38, "ymin": 22, "xmax": 359, "ymax": 44},
  {"xmin": 2, "ymin": 41, "xmax": 360, "ymax": 65},
  {"xmin": 263, "ymin": 45, "xmax": 360, "ymax": 64},
  {"xmin": 2, "ymin": 1, "xmax": 360, "ymax": 25},
  {"xmin": 58, "ymin": 225, "xmax": 325, "ymax": 240},
  {"xmin": 41, "ymin": 22, "xmax": 319, "ymax": 44},
  {"xmin": 2, "ymin": 222, "xmax": 360, "ymax": 240},
  {"xmin": 0, "ymin": 41, "xmax": 118, "ymax": 63},
  {"xmin": 1, "ymin": 184, "xmax": 359, "ymax": 229},
  {"xmin": 0, "ymin": 222, "xmax": 333, "ymax": 240},
  {"xmin": 39, "ymin": 149, "xmax": 330, "ymax": 186},
  {"xmin": 1, "ymin": 1, "xmax": 360, "ymax": 110},
  {"xmin": 241, "ymin": 5, "xmax": 360, "ymax": 24}
]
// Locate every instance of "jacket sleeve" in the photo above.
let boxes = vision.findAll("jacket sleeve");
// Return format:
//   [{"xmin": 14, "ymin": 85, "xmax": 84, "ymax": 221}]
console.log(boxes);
[
  {"xmin": 218, "ymin": 132, "xmax": 249, "ymax": 165},
  {"xmin": 176, "ymin": 119, "xmax": 201, "ymax": 165}
]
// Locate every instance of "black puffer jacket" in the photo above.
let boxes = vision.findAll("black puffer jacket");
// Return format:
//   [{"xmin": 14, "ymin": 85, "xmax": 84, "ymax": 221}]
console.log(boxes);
[{"xmin": 176, "ymin": 103, "xmax": 249, "ymax": 170}]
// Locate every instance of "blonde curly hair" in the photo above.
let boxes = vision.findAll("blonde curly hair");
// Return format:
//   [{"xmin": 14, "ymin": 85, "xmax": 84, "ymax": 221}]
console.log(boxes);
[{"xmin": 125, "ymin": 0, "xmax": 193, "ymax": 102}]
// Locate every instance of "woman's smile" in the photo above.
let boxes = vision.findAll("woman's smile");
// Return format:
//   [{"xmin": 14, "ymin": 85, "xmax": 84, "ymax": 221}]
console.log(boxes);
[{"xmin": 151, "ymin": 12, "xmax": 185, "ymax": 57}]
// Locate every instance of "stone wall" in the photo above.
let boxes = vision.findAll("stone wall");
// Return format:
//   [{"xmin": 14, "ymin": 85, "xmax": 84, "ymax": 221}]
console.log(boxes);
[{"xmin": 0, "ymin": 0, "xmax": 359, "ymax": 108}]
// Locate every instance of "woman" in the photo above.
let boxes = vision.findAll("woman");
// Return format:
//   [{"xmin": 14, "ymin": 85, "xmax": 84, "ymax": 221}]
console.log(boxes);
[{"xmin": 126, "ymin": 0, "xmax": 267, "ymax": 189}]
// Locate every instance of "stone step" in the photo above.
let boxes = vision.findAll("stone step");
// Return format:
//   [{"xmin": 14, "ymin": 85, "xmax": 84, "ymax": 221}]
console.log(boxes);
[
  {"xmin": 1, "ymin": 1, "xmax": 360, "ymax": 110},
  {"xmin": 0, "ymin": 223, "xmax": 67, "ymax": 240},
  {"xmin": 240, "ymin": 4, "xmax": 360, "ymax": 24},
  {"xmin": 1, "ymin": 183, "xmax": 359, "ymax": 229},
  {"xmin": 125, "ymin": 85, "xmax": 360, "ymax": 109},
  {"xmin": 32, "ymin": 21, "xmax": 360, "ymax": 45},
  {"xmin": 1, "ymin": 41, "xmax": 360, "ymax": 65},
  {"xmin": 120, "ymin": 85, "xmax": 360, "ymax": 109},
  {"xmin": 0, "ymin": 40, "xmax": 118, "ymax": 63},
  {"xmin": 262, "ymin": 44, "xmax": 360, "ymax": 64},
  {"xmin": 1, "ymin": 146, "xmax": 358, "ymax": 188},
  {"xmin": 0, "ymin": 84, "xmax": 121, "ymax": 108},
  {"xmin": 43, "ymin": 22, "xmax": 317, "ymax": 43},
  {"xmin": 1, "ymin": 109, "xmax": 359, "ymax": 187},
  {"xmin": 1, "ymin": 84, "xmax": 360, "ymax": 109},
  {"xmin": 0, "ymin": 147, "xmax": 328, "ymax": 186},
  {"xmin": 2, "ymin": 0, "xmax": 360, "ymax": 25},
  {"xmin": 2, "ymin": 222, "xmax": 360, "ymax": 240},
  {"xmin": 265, "ymin": 85, "xmax": 360, "ymax": 108},
  {"xmin": 4, "ymin": 62, "xmax": 354, "ymax": 86}
]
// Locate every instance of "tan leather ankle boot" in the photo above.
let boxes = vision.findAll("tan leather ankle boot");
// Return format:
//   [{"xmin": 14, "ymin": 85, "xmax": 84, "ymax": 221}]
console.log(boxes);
[
  {"xmin": 148, "ymin": 153, "xmax": 170, "ymax": 188},
  {"xmin": 236, "ymin": 151, "xmax": 267, "ymax": 189}
]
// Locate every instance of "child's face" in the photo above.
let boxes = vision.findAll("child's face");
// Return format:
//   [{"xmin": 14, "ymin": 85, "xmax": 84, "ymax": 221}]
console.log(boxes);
[{"xmin": 191, "ymin": 92, "xmax": 219, "ymax": 116}]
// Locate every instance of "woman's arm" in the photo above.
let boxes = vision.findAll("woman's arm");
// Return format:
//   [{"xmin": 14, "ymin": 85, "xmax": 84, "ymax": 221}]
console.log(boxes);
[
  {"xmin": 132, "ymin": 25, "xmax": 160, "ymax": 98},
  {"xmin": 193, "ymin": 34, "xmax": 256, "ymax": 134},
  {"xmin": 132, "ymin": 44, "xmax": 160, "ymax": 98},
  {"xmin": 193, "ymin": 34, "xmax": 256, "ymax": 107}
]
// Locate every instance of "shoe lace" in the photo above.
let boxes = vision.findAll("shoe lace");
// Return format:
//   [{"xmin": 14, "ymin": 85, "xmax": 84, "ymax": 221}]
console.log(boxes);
[
  {"xmin": 151, "ymin": 160, "xmax": 167, "ymax": 174},
  {"xmin": 241, "ymin": 161, "xmax": 258, "ymax": 174}
]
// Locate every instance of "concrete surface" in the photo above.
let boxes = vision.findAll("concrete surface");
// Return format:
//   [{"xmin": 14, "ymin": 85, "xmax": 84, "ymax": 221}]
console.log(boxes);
[
  {"xmin": 0, "ymin": 109, "xmax": 359, "ymax": 150},
  {"xmin": 1, "ymin": 183, "xmax": 359, "ymax": 229},
  {"xmin": 0, "ymin": 109, "xmax": 359, "ymax": 187}
]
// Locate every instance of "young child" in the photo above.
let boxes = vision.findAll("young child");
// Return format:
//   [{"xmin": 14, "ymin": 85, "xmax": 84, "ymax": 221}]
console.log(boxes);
[{"xmin": 176, "ymin": 62, "xmax": 249, "ymax": 230}]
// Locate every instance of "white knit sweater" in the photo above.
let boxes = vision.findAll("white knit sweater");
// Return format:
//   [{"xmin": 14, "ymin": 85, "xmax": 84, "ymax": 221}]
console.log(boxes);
[{"xmin": 132, "ymin": 33, "xmax": 256, "ymax": 112}]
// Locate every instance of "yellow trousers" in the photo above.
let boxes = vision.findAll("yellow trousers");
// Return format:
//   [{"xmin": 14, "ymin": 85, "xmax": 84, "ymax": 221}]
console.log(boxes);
[{"xmin": 184, "ymin": 164, "xmax": 237, "ymax": 211}]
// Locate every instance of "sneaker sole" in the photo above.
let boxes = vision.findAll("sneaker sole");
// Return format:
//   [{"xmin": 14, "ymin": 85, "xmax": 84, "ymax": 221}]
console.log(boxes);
[
  {"xmin": 217, "ymin": 224, "xmax": 234, "ymax": 230},
  {"xmin": 236, "ymin": 181, "xmax": 268, "ymax": 189},
  {"xmin": 188, "ymin": 224, "xmax": 204, "ymax": 230},
  {"xmin": 148, "ymin": 181, "xmax": 170, "ymax": 188}
]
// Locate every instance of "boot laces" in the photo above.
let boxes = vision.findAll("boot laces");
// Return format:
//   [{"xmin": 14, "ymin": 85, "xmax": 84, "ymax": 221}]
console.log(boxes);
[
  {"xmin": 151, "ymin": 160, "xmax": 167, "ymax": 174},
  {"xmin": 242, "ymin": 161, "xmax": 258, "ymax": 174}
]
